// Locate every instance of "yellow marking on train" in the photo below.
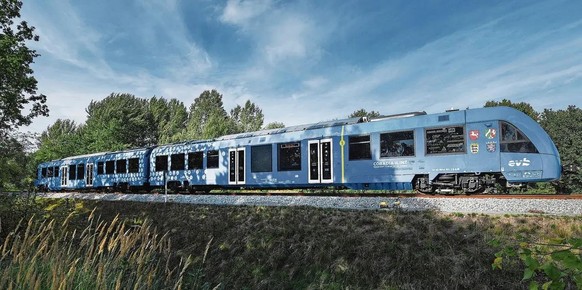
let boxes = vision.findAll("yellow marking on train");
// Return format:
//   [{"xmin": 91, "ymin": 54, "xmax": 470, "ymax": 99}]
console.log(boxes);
[{"xmin": 340, "ymin": 126, "xmax": 346, "ymax": 183}]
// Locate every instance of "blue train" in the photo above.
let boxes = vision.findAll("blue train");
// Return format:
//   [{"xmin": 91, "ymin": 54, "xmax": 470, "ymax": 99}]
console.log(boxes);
[{"xmin": 35, "ymin": 106, "xmax": 562, "ymax": 194}]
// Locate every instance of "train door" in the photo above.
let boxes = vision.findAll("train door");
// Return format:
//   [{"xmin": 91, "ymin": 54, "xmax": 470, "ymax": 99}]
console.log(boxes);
[
  {"xmin": 60, "ymin": 166, "xmax": 68, "ymax": 187},
  {"xmin": 308, "ymin": 139, "xmax": 333, "ymax": 184},
  {"xmin": 228, "ymin": 148, "xmax": 245, "ymax": 185},
  {"xmin": 86, "ymin": 163, "xmax": 94, "ymax": 187}
]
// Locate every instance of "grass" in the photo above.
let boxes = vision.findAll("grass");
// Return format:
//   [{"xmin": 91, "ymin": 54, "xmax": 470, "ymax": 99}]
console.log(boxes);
[{"xmin": 0, "ymin": 195, "xmax": 581, "ymax": 289}]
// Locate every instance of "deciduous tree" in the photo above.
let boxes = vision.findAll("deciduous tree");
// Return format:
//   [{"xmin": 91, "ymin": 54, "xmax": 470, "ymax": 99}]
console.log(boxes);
[
  {"xmin": 230, "ymin": 100, "xmax": 264, "ymax": 133},
  {"xmin": 539, "ymin": 105, "xmax": 582, "ymax": 193},
  {"xmin": 181, "ymin": 90, "xmax": 235, "ymax": 140},
  {"xmin": 149, "ymin": 97, "xmax": 187, "ymax": 144},
  {"xmin": 349, "ymin": 109, "xmax": 381, "ymax": 119},
  {"xmin": 82, "ymin": 93, "xmax": 152, "ymax": 152},
  {"xmin": 264, "ymin": 122, "xmax": 285, "ymax": 130},
  {"xmin": 0, "ymin": 0, "xmax": 48, "ymax": 135},
  {"xmin": 34, "ymin": 119, "xmax": 82, "ymax": 163}
]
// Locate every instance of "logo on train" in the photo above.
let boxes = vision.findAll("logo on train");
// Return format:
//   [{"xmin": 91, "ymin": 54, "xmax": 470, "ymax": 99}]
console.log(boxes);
[
  {"xmin": 486, "ymin": 142, "xmax": 496, "ymax": 153},
  {"xmin": 469, "ymin": 130, "xmax": 479, "ymax": 140},
  {"xmin": 508, "ymin": 158, "xmax": 530, "ymax": 167},
  {"xmin": 470, "ymin": 143, "xmax": 479, "ymax": 154},
  {"xmin": 485, "ymin": 128, "xmax": 496, "ymax": 139}
]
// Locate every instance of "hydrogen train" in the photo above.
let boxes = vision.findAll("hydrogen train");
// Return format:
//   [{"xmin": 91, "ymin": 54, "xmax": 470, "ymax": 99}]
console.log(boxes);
[{"xmin": 35, "ymin": 106, "xmax": 562, "ymax": 194}]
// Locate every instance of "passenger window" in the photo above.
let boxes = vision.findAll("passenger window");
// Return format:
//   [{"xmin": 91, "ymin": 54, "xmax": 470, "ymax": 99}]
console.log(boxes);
[
  {"xmin": 251, "ymin": 145, "xmax": 272, "ymax": 172},
  {"xmin": 425, "ymin": 126, "xmax": 465, "ymax": 154},
  {"xmin": 105, "ymin": 161, "xmax": 115, "ymax": 174},
  {"xmin": 188, "ymin": 152, "xmax": 203, "ymax": 170},
  {"xmin": 207, "ymin": 150, "xmax": 219, "ymax": 169},
  {"xmin": 278, "ymin": 142, "xmax": 301, "ymax": 171},
  {"xmin": 348, "ymin": 135, "xmax": 371, "ymax": 160},
  {"xmin": 47, "ymin": 167, "xmax": 54, "ymax": 177},
  {"xmin": 381, "ymin": 131, "xmax": 415, "ymax": 158},
  {"xmin": 156, "ymin": 155, "xmax": 168, "ymax": 172},
  {"xmin": 500, "ymin": 122, "xmax": 538, "ymax": 153},
  {"xmin": 128, "ymin": 158, "xmax": 139, "ymax": 173},
  {"xmin": 97, "ymin": 162, "xmax": 104, "ymax": 175},
  {"xmin": 41, "ymin": 167, "xmax": 47, "ymax": 178},
  {"xmin": 77, "ymin": 164, "xmax": 85, "ymax": 180},
  {"xmin": 116, "ymin": 160, "xmax": 127, "ymax": 174},
  {"xmin": 69, "ymin": 165, "xmax": 76, "ymax": 180},
  {"xmin": 53, "ymin": 167, "xmax": 59, "ymax": 177},
  {"xmin": 171, "ymin": 154, "xmax": 185, "ymax": 171}
]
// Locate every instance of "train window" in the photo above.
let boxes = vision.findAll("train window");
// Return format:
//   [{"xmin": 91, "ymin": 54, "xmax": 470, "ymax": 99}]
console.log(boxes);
[
  {"xmin": 128, "ymin": 158, "xmax": 139, "ymax": 173},
  {"xmin": 41, "ymin": 167, "xmax": 47, "ymax": 178},
  {"xmin": 156, "ymin": 155, "xmax": 168, "ymax": 172},
  {"xmin": 171, "ymin": 154, "xmax": 185, "ymax": 171},
  {"xmin": 53, "ymin": 166, "xmax": 59, "ymax": 177},
  {"xmin": 69, "ymin": 165, "xmax": 76, "ymax": 180},
  {"xmin": 381, "ymin": 131, "xmax": 415, "ymax": 158},
  {"xmin": 278, "ymin": 142, "xmax": 301, "ymax": 171},
  {"xmin": 188, "ymin": 152, "xmax": 203, "ymax": 170},
  {"xmin": 251, "ymin": 145, "xmax": 272, "ymax": 172},
  {"xmin": 47, "ymin": 167, "xmax": 54, "ymax": 177},
  {"xmin": 207, "ymin": 150, "xmax": 219, "ymax": 169},
  {"xmin": 105, "ymin": 161, "xmax": 115, "ymax": 174},
  {"xmin": 425, "ymin": 126, "xmax": 465, "ymax": 155},
  {"xmin": 116, "ymin": 159, "xmax": 127, "ymax": 174},
  {"xmin": 77, "ymin": 164, "xmax": 85, "ymax": 180},
  {"xmin": 97, "ymin": 162, "xmax": 104, "ymax": 175},
  {"xmin": 349, "ymin": 135, "xmax": 371, "ymax": 160},
  {"xmin": 500, "ymin": 122, "xmax": 538, "ymax": 153}
]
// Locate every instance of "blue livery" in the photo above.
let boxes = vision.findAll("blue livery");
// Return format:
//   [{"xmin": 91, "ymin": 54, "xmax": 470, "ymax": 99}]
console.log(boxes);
[{"xmin": 35, "ymin": 106, "xmax": 562, "ymax": 194}]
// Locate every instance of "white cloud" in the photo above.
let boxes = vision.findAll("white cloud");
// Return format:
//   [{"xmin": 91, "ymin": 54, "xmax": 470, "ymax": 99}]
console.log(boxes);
[{"xmin": 220, "ymin": 0, "xmax": 272, "ymax": 26}]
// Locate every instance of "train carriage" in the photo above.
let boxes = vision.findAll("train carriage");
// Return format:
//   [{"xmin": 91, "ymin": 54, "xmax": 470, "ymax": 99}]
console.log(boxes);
[{"xmin": 36, "ymin": 106, "xmax": 562, "ymax": 194}]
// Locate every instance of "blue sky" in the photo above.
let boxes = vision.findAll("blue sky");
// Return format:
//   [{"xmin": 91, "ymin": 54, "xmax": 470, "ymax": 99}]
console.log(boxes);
[{"xmin": 20, "ymin": 0, "xmax": 582, "ymax": 134}]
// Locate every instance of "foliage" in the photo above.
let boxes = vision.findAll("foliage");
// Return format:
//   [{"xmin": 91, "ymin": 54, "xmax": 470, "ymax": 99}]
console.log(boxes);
[
  {"xmin": 539, "ymin": 105, "xmax": 582, "ymax": 193},
  {"xmin": 0, "ymin": 131, "xmax": 34, "ymax": 191},
  {"xmin": 493, "ymin": 238, "xmax": 582, "ymax": 290},
  {"xmin": 0, "ymin": 0, "xmax": 48, "ymax": 135},
  {"xmin": 0, "ymin": 210, "xmax": 212, "ymax": 289},
  {"xmin": 33, "ymin": 119, "xmax": 82, "ymax": 162},
  {"xmin": 264, "ymin": 121, "xmax": 285, "ymax": 130},
  {"xmin": 181, "ymin": 89, "xmax": 236, "ymax": 141},
  {"xmin": 349, "ymin": 108, "xmax": 381, "ymax": 119},
  {"xmin": 484, "ymin": 99, "xmax": 539, "ymax": 121},
  {"xmin": 149, "ymin": 96, "xmax": 188, "ymax": 144},
  {"xmin": 230, "ymin": 100, "xmax": 264, "ymax": 133},
  {"xmin": 82, "ymin": 93, "xmax": 153, "ymax": 152}
]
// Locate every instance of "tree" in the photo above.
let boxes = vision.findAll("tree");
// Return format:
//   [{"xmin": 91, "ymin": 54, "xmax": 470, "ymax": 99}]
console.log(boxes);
[
  {"xmin": 484, "ymin": 99, "xmax": 539, "ymax": 121},
  {"xmin": 181, "ymin": 90, "xmax": 235, "ymax": 140},
  {"xmin": 82, "ymin": 93, "xmax": 153, "ymax": 152},
  {"xmin": 34, "ymin": 119, "xmax": 82, "ymax": 163},
  {"xmin": 539, "ymin": 105, "xmax": 582, "ymax": 193},
  {"xmin": 0, "ymin": 0, "xmax": 48, "ymax": 135},
  {"xmin": 349, "ymin": 109, "xmax": 381, "ymax": 119},
  {"xmin": 264, "ymin": 122, "xmax": 285, "ymax": 130},
  {"xmin": 149, "ymin": 97, "xmax": 187, "ymax": 144},
  {"xmin": 0, "ymin": 131, "xmax": 35, "ymax": 191},
  {"xmin": 230, "ymin": 100, "xmax": 264, "ymax": 133}
]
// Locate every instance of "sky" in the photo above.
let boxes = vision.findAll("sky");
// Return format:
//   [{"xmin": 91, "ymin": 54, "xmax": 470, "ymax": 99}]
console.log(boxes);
[{"xmin": 19, "ymin": 0, "xmax": 582, "ymax": 134}]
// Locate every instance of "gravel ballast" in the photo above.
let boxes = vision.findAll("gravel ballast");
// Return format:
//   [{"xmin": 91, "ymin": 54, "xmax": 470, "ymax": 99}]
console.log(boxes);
[{"xmin": 38, "ymin": 192, "xmax": 582, "ymax": 216}]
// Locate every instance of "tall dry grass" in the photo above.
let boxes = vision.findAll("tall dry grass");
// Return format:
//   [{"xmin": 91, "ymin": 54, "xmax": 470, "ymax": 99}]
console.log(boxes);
[{"xmin": 0, "ymin": 209, "xmax": 210, "ymax": 290}]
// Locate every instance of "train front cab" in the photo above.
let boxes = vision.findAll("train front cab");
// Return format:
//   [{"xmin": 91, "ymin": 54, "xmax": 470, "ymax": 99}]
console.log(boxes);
[{"xmin": 497, "ymin": 118, "xmax": 561, "ymax": 184}]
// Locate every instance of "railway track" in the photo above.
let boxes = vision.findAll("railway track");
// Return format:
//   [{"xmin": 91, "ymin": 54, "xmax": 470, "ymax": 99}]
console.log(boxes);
[
  {"xmin": 2, "ymin": 190, "xmax": 580, "ymax": 215},
  {"xmin": 3, "ymin": 191, "xmax": 582, "ymax": 199}
]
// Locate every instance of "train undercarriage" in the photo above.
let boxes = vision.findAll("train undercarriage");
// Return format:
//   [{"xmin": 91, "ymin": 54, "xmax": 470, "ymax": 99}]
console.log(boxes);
[{"xmin": 413, "ymin": 173, "xmax": 516, "ymax": 194}]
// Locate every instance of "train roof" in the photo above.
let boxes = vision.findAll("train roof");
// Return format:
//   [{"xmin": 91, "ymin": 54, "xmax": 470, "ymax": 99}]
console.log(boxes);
[{"xmin": 157, "ymin": 111, "xmax": 428, "ymax": 148}]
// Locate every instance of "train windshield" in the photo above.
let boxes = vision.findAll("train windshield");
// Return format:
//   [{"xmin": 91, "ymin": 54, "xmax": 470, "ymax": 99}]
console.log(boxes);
[{"xmin": 500, "ymin": 122, "xmax": 538, "ymax": 153}]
